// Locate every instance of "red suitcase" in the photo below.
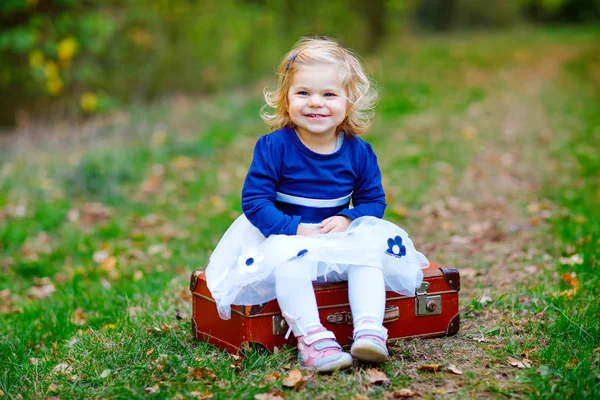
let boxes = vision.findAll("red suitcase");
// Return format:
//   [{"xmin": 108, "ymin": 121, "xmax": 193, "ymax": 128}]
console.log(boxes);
[{"xmin": 190, "ymin": 262, "xmax": 460, "ymax": 354}]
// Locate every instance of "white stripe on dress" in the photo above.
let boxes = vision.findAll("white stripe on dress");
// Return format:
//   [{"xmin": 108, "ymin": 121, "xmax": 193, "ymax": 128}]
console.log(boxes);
[{"xmin": 275, "ymin": 191, "xmax": 352, "ymax": 208}]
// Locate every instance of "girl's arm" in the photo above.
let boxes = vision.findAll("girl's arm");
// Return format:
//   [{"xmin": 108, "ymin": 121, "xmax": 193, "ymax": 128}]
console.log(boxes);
[
  {"xmin": 242, "ymin": 135, "xmax": 302, "ymax": 237},
  {"xmin": 337, "ymin": 142, "xmax": 386, "ymax": 221}
]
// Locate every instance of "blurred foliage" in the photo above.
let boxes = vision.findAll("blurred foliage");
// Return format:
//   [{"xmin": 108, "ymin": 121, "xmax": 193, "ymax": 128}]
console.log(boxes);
[{"xmin": 0, "ymin": 0, "xmax": 598, "ymax": 126}]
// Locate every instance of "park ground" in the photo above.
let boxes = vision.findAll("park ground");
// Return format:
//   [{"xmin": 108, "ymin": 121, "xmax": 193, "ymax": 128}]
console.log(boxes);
[{"xmin": 0, "ymin": 27, "xmax": 598, "ymax": 399}]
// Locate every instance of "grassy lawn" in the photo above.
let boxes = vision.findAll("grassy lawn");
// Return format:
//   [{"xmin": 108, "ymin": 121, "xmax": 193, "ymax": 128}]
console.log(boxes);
[{"xmin": 1, "ymin": 27, "xmax": 598, "ymax": 399}]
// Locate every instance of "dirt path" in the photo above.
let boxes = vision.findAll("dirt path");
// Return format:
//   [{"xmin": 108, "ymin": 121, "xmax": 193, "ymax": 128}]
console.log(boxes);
[{"xmin": 390, "ymin": 48, "xmax": 578, "ymax": 397}]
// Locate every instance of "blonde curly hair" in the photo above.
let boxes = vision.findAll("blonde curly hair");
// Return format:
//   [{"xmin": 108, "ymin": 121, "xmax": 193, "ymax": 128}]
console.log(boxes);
[{"xmin": 261, "ymin": 37, "xmax": 378, "ymax": 135}]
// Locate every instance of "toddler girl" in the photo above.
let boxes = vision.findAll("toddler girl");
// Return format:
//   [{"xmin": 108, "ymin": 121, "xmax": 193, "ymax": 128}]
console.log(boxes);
[{"xmin": 206, "ymin": 37, "xmax": 428, "ymax": 372}]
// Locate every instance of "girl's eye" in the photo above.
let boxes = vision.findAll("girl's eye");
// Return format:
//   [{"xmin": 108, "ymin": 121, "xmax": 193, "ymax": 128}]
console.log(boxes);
[
  {"xmin": 298, "ymin": 91, "xmax": 308, "ymax": 96},
  {"xmin": 324, "ymin": 93, "xmax": 336, "ymax": 97}
]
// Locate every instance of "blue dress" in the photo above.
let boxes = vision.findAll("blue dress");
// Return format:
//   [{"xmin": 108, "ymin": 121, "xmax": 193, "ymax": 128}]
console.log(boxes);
[{"xmin": 206, "ymin": 128, "xmax": 429, "ymax": 319}]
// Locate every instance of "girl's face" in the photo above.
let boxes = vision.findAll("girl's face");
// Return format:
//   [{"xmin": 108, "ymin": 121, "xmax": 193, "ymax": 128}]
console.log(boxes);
[{"xmin": 287, "ymin": 64, "xmax": 347, "ymax": 140}]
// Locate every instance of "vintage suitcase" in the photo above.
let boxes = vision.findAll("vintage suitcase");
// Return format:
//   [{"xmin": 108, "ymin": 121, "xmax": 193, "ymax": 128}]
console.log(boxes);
[{"xmin": 190, "ymin": 262, "xmax": 460, "ymax": 354}]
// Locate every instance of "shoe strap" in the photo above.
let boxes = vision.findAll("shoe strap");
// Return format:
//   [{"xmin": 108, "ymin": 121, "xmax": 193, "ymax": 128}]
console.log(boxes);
[
  {"xmin": 353, "ymin": 323, "xmax": 388, "ymax": 340},
  {"xmin": 302, "ymin": 330, "xmax": 336, "ymax": 345},
  {"xmin": 313, "ymin": 340, "xmax": 342, "ymax": 351}
]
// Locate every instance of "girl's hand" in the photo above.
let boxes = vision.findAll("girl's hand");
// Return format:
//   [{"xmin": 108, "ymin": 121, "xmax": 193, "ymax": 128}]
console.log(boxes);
[
  {"xmin": 319, "ymin": 216, "xmax": 351, "ymax": 234},
  {"xmin": 297, "ymin": 225, "xmax": 321, "ymax": 236}
]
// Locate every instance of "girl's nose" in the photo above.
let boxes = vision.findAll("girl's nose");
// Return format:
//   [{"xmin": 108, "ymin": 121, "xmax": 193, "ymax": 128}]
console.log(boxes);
[{"xmin": 308, "ymin": 94, "xmax": 323, "ymax": 107}]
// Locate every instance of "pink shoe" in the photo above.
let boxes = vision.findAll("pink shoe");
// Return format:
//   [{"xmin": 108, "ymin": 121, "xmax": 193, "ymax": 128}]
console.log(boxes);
[
  {"xmin": 350, "ymin": 322, "xmax": 389, "ymax": 363},
  {"xmin": 296, "ymin": 327, "xmax": 353, "ymax": 372}
]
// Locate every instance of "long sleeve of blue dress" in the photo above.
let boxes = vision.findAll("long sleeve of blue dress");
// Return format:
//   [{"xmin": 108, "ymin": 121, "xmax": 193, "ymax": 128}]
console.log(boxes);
[{"xmin": 241, "ymin": 135, "xmax": 302, "ymax": 237}]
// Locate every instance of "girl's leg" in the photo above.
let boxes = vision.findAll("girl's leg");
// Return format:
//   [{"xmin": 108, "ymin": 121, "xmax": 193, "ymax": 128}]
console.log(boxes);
[
  {"xmin": 275, "ymin": 264, "xmax": 352, "ymax": 372},
  {"xmin": 275, "ymin": 269, "xmax": 322, "ymax": 336},
  {"xmin": 347, "ymin": 265, "xmax": 385, "ymax": 326},
  {"xmin": 347, "ymin": 265, "xmax": 389, "ymax": 363}
]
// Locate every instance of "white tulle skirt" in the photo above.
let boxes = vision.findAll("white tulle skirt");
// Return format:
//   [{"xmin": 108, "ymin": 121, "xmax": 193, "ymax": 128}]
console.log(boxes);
[{"xmin": 206, "ymin": 215, "xmax": 429, "ymax": 319}]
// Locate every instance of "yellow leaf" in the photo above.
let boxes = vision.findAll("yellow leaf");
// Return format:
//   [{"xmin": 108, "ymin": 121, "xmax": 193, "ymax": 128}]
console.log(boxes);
[
  {"xmin": 29, "ymin": 50, "xmax": 44, "ymax": 68},
  {"xmin": 58, "ymin": 37, "xmax": 78, "ymax": 65},
  {"xmin": 44, "ymin": 61, "xmax": 59, "ymax": 78},
  {"xmin": 46, "ymin": 77, "xmax": 63, "ymax": 96},
  {"xmin": 80, "ymin": 92, "xmax": 97, "ymax": 113},
  {"xmin": 417, "ymin": 363, "xmax": 441, "ymax": 372},
  {"xmin": 103, "ymin": 324, "xmax": 116, "ymax": 330}
]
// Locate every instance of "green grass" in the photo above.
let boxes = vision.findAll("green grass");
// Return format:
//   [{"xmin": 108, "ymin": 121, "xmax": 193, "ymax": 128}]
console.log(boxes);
[{"xmin": 1, "ymin": 27, "xmax": 599, "ymax": 398}]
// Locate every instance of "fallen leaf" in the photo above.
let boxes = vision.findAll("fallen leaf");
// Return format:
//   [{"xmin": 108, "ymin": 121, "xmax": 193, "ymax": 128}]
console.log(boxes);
[
  {"xmin": 559, "ymin": 254, "xmax": 583, "ymax": 265},
  {"xmin": 30, "ymin": 358, "xmax": 39, "ymax": 365},
  {"xmin": 99, "ymin": 369, "xmax": 111, "ymax": 378},
  {"xmin": 187, "ymin": 367, "xmax": 218, "ymax": 381},
  {"xmin": 282, "ymin": 369, "xmax": 305, "ymax": 389},
  {"xmin": 254, "ymin": 393, "xmax": 285, "ymax": 400},
  {"xmin": 478, "ymin": 292, "xmax": 493, "ymax": 305},
  {"xmin": 524, "ymin": 265, "xmax": 538, "ymax": 273},
  {"xmin": 561, "ymin": 272, "xmax": 579, "ymax": 289},
  {"xmin": 366, "ymin": 368, "xmax": 389, "ymax": 385},
  {"xmin": 133, "ymin": 270, "xmax": 144, "ymax": 281},
  {"xmin": 507, "ymin": 356, "xmax": 529, "ymax": 369},
  {"xmin": 353, "ymin": 395, "xmax": 370, "ymax": 400},
  {"xmin": 522, "ymin": 358, "xmax": 532, "ymax": 368},
  {"xmin": 263, "ymin": 372, "xmax": 281, "ymax": 383},
  {"xmin": 70, "ymin": 308, "xmax": 87, "ymax": 326},
  {"xmin": 27, "ymin": 280, "xmax": 56, "ymax": 299},
  {"xmin": 473, "ymin": 336, "xmax": 487, "ymax": 343},
  {"xmin": 190, "ymin": 392, "xmax": 213, "ymax": 399},
  {"xmin": 417, "ymin": 364, "xmax": 441, "ymax": 372},
  {"xmin": 146, "ymin": 348, "xmax": 155, "ymax": 358},
  {"xmin": 145, "ymin": 385, "xmax": 159, "ymax": 394},
  {"xmin": 446, "ymin": 364, "xmax": 463, "ymax": 375},
  {"xmin": 48, "ymin": 383, "xmax": 58, "ymax": 392},
  {"xmin": 93, "ymin": 250, "xmax": 110, "ymax": 263},
  {"xmin": 385, "ymin": 388, "xmax": 418, "ymax": 398},
  {"xmin": 52, "ymin": 363, "xmax": 72, "ymax": 375}
]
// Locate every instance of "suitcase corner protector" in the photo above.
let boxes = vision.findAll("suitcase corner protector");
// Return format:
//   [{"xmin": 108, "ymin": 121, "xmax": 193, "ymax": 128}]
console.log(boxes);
[
  {"xmin": 446, "ymin": 313, "xmax": 460, "ymax": 336},
  {"xmin": 440, "ymin": 267, "xmax": 461, "ymax": 292}
]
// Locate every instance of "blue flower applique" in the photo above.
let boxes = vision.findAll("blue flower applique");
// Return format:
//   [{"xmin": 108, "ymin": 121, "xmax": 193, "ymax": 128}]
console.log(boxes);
[
  {"xmin": 386, "ymin": 236, "xmax": 406, "ymax": 258},
  {"xmin": 237, "ymin": 249, "xmax": 264, "ymax": 274},
  {"xmin": 288, "ymin": 249, "xmax": 308, "ymax": 262}
]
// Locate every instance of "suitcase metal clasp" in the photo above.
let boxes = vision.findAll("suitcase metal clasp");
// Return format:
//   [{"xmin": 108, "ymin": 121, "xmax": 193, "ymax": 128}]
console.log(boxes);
[
  {"xmin": 326, "ymin": 312, "xmax": 350, "ymax": 324},
  {"xmin": 415, "ymin": 282, "xmax": 442, "ymax": 316}
]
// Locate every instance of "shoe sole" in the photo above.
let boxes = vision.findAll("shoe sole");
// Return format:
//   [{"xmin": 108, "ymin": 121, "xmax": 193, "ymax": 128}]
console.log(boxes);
[
  {"xmin": 350, "ymin": 339, "xmax": 389, "ymax": 363},
  {"xmin": 312, "ymin": 354, "xmax": 353, "ymax": 373}
]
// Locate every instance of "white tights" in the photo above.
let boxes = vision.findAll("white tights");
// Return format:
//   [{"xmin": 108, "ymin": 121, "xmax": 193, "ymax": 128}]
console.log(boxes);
[{"xmin": 275, "ymin": 264, "xmax": 385, "ymax": 337}]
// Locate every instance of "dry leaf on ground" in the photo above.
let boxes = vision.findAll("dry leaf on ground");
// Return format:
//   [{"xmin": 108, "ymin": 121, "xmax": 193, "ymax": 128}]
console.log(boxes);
[
  {"xmin": 561, "ymin": 272, "xmax": 580, "ymax": 288},
  {"xmin": 384, "ymin": 388, "xmax": 418, "ymax": 398},
  {"xmin": 446, "ymin": 364, "xmax": 463, "ymax": 375},
  {"xmin": 507, "ymin": 356, "xmax": 530, "ymax": 369},
  {"xmin": 282, "ymin": 369, "xmax": 305, "ymax": 389},
  {"xmin": 254, "ymin": 392, "xmax": 285, "ymax": 400},
  {"xmin": 52, "ymin": 363, "xmax": 72, "ymax": 375},
  {"xmin": 190, "ymin": 392, "xmax": 214, "ymax": 399},
  {"xmin": 417, "ymin": 364, "xmax": 441, "ymax": 372},
  {"xmin": 145, "ymin": 385, "xmax": 159, "ymax": 394},
  {"xmin": 71, "ymin": 308, "xmax": 87, "ymax": 325},
  {"xmin": 366, "ymin": 368, "xmax": 390, "ymax": 385}
]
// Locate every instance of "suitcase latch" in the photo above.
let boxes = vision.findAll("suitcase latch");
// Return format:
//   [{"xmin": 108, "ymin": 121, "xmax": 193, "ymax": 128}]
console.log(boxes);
[
  {"xmin": 272, "ymin": 315, "xmax": 289, "ymax": 336},
  {"xmin": 326, "ymin": 312, "xmax": 350, "ymax": 324},
  {"xmin": 415, "ymin": 282, "xmax": 442, "ymax": 316}
]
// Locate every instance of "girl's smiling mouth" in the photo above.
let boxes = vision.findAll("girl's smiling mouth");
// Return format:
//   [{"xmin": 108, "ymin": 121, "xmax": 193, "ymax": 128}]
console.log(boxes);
[{"xmin": 305, "ymin": 114, "xmax": 330, "ymax": 118}]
